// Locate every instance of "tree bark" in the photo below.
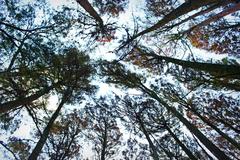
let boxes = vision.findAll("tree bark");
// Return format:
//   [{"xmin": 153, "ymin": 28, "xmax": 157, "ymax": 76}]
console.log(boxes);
[
  {"xmin": 136, "ymin": 47, "xmax": 240, "ymax": 79},
  {"xmin": 76, "ymin": 0, "xmax": 103, "ymax": 28},
  {"xmin": 28, "ymin": 92, "xmax": 70, "ymax": 160}
]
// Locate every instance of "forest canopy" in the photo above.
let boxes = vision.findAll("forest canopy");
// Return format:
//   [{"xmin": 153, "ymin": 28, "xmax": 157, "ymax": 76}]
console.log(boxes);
[{"xmin": 0, "ymin": 0, "xmax": 240, "ymax": 159}]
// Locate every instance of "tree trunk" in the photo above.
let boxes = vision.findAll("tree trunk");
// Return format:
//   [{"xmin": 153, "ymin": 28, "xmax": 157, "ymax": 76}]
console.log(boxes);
[
  {"xmin": 136, "ymin": 47, "xmax": 240, "ymax": 79},
  {"xmin": 216, "ymin": 117, "xmax": 240, "ymax": 134},
  {"xmin": 0, "ymin": 83, "xmax": 58, "ymax": 114},
  {"xmin": 185, "ymin": 105, "xmax": 240, "ymax": 150},
  {"xmin": 136, "ymin": 0, "xmax": 220, "ymax": 37},
  {"xmin": 100, "ymin": 120, "xmax": 108, "ymax": 160},
  {"xmin": 164, "ymin": 0, "xmax": 231, "ymax": 31},
  {"xmin": 119, "ymin": 0, "xmax": 222, "ymax": 51},
  {"xmin": 76, "ymin": 0, "xmax": 103, "ymax": 28},
  {"xmin": 186, "ymin": 2, "xmax": 240, "ymax": 34},
  {"xmin": 136, "ymin": 114, "xmax": 159, "ymax": 160},
  {"xmin": 165, "ymin": 125, "xmax": 198, "ymax": 160},
  {"xmin": 139, "ymin": 84, "xmax": 231, "ymax": 160},
  {"xmin": 28, "ymin": 92, "xmax": 70, "ymax": 160}
]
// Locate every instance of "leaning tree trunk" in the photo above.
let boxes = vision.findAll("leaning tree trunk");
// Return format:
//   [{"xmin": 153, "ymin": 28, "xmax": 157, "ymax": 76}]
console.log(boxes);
[
  {"xmin": 119, "ymin": 0, "xmax": 224, "ymax": 51},
  {"xmin": 164, "ymin": 0, "xmax": 231, "ymax": 32},
  {"xmin": 184, "ymin": 104, "xmax": 240, "ymax": 150},
  {"xmin": 0, "ymin": 83, "xmax": 59, "ymax": 114},
  {"xmin": 28, "ymin": 92, "xmax": 70, "ymax": 160},
  {"xmin": 135, "ymin": 0, "xmax": 221, "ymax": 37},
  {"xmin": 164, "ymin": 125, "xmax": 198, "ymax": 160},
  {"xmin": 76, "ymin": 0, "xmax": 103, "ymax": 28},
  {"xmin": 139, "ymin": 84, "xmax": 231, "ymax": 160},
  {"xmin": 136, "ymin": 114, "xmax": 159, "ymax": 160},
  {"xmin": 186, "ymin": 2, "xmax": 240, "ymax": 34},
  {"xmin": 135, "ymin": 47, "xmax": 240, "ymax": 79}
]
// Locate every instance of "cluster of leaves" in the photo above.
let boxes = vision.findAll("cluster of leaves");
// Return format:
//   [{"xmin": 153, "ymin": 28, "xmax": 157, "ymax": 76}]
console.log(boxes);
[
  {"xmin": 188, "ymin": 24, "xmax": 240, "ymax": 55},
  {"xmin": 93, "ymin": 0, "xmax": 129, "ymax": 17},
  {"xmin": 145, "ymin": 0, "xmax": 178, "ymax": 17},
  {"xmin": 46, "ymin": 110, "xmax": 87, "ymax": 159}
]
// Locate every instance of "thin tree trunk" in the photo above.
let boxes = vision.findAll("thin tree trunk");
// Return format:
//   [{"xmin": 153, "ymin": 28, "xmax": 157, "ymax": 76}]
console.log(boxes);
[
  {"xmin": 28, "ymin": 92, "xmax": 70, "ymax": 160},
  {"xmin": 119, "ymin": 0, "xmax": 222, "ymax": 51},
  {"xmin": 137, "ymin": 0, "xmax": 220, "ymax": 37},
  {"xmin": 215, "ymin": 117, "xmax": 240, "ymax": 134},
  {"xmin": 164, "ymin": 125, "xmax": 198, "ymax": 160},
  {"xmin": 186, "ymin": 2, "xmax": 240, "ymax": 34},
  {"xmin": 0, "ymin": 21, "xmax": 55, "ymax": 32},
  {"xmin": 76, "ymin": 0, "xmax": 103, "ymax": 28},
  {"xmin": 0, "ymin": 83, "xmax": 58, "ymax": 114},
  {"xmin": 0, "ymin": 141, "xmax": 19, "ymax": 160},
  {"xmin": 100, "ymin": 120, "xmax": 108, "ymax": 160},
  {"xmin": 139, "ymin": 84, "xmax": 231, "ymax": 160},
  {"xmin": 185, "ymin": 105, "xmax": 240, "ymax": 150},
  {"xmin": 191, "ymin": 75, "xmax": 240, "ymax": 91},
  {"xmin": 136, "ymin": 114, "xmax": 159, "ymax": 160},
  {"xmin": 164, "ymin": 0, "xmax": 231, "ymax": 32}
]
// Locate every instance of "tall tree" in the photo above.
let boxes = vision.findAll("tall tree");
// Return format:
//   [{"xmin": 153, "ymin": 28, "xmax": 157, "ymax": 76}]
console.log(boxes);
[
  {"xmin": 76, "ymin": 0, "xmax": 117, "ymax": 43},
  {"xmin": 28, "ymin": 48, "xmax": 95, "ymax": 160},
  {"xmin": 181, "ymin": 92, "xmax": 240, "ymax": 158},
  {"xmin": 127, "ymin": 46, "xmax": 240, "ymax": 79},
  {"xmin": 101, "ymin": 61, "xmax": 231, "ymax": 160},
  {"xmin": 46, "ymin": 110, "xmax": 86, "ymax": 159},
  {"xmin": 0, "ymin": 0, "xmax": 87, "ymax": 114},
  {"xmin": 118, "ymin": 0, "xmax": 235, "ymax": 51},
  {"xmin": 28, "ymin": 90, "xmax": 71, "ymax": 160},
  {"xmin": 0, "ymin": 0, "xmax": 239, "ymax": 159},
  {"xmin": 120, "ymin": 96, "xmax": 199, "ymax": 159},
  {"xmin": 120, "ymin": 97, "xmax": 160, "ymax": 160},
  {"xmin": 84, "ymin": 97, "xmax": 122, "ymax": 160},
  {"xmin": 125, "ymin": 46, "xmax": 240, "ymax": 91}
]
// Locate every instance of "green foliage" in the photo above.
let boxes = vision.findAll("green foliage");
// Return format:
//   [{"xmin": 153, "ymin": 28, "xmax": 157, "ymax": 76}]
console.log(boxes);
[{"xmin": 100, "ymin": 61, "xmax": 144, "ymax": 88}]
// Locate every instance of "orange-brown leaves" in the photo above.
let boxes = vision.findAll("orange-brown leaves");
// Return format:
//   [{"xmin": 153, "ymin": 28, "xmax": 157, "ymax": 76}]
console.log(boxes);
[
  {"xmin": 94, "ymin": 0, "xmax": 128, "ymax": 17},
  {"xmin": 8, "ymin": 138, "xmax": 31, "ymax": 159},
  {"xmin": 187, "ymin": 26, "xmax": 235, "ymax": 54},
  {"xmin": 50, "ymin": 121, "xmax": 66, "ymax": 134},
  {"xmin": 125, "ymin": 47, "xmax": 156, "ymax": 71}
]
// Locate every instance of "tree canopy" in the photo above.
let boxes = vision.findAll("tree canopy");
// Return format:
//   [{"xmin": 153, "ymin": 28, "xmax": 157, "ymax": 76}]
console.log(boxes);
[{"xmin": 0, "ymin": 0, "xmax": 240, "ymax": 159}]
